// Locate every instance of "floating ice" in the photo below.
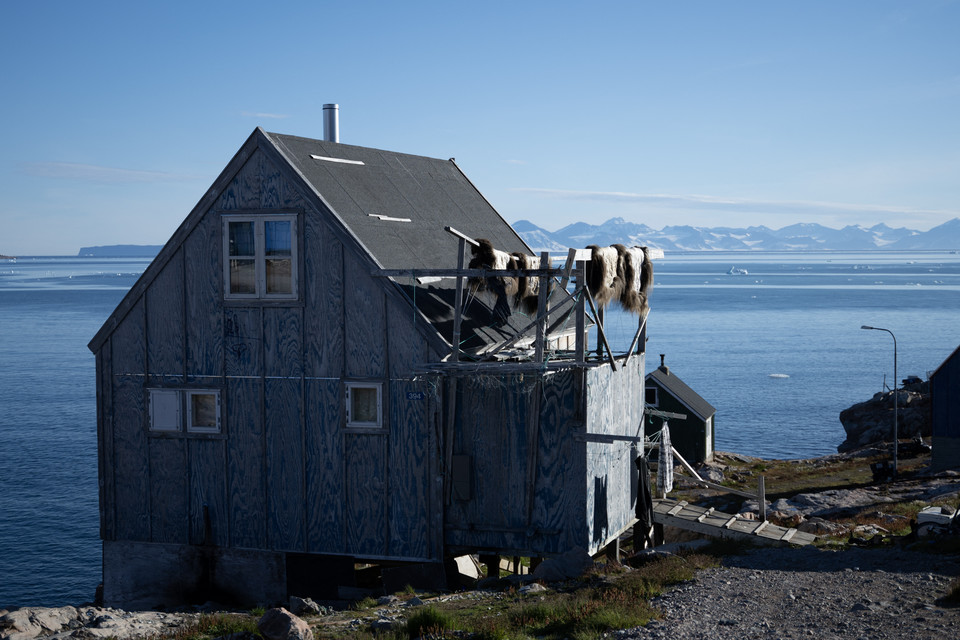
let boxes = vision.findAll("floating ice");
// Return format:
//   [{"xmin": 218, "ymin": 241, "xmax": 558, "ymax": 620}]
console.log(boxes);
[{"xmin": 769, "ymin": 373, "xmax": 790, "ymax": 379}]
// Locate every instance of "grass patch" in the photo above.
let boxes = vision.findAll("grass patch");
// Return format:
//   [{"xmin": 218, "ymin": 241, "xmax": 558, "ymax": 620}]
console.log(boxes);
[
  {"xmin": 169, "ymin": 613, "xmax": 259, "ymax": 640},
  {"xmin": 371, "ymin": 552, "xmax": 722, "ymax": 640},
  {"xmin": 405, "ymin": 606, "xmax": 454, "ymax": 638}
]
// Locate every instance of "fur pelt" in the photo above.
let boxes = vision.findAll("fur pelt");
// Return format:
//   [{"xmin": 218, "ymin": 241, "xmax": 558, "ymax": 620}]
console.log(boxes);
[
  {"xmin": 586, "ymin": 245, "xmax": 624, "ymax": 307},
  {"xmin": 512, "ymin": 253, "xmax": 549, "ymax": 314},
  {"xmin": 468, "ymin": 239, "xmax": 518, "ymax": 296},
  {"xmin": 619, "ymin": 246, "xmax": 652, "ymax": 315},
  {"xmin": 586, "ymin": 244, "xmax": 652, "ymax": 315}
]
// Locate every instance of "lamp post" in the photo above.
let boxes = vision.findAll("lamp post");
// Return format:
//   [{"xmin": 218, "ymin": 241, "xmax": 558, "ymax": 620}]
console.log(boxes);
[{"xmin": 861, "ymin": 325, "xmax": 897, "ymax": 476}]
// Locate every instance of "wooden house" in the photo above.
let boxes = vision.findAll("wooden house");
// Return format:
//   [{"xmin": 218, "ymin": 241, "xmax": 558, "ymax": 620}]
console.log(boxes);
[
  {"xmin": 645, "ymin": 355, "xmax": 715, "ymax": 465},
  {"xmin": 89, "ymin": 127, "xmax": 650, "ymax": 609},
  {"xmin": 930, "ymin": 345, "xmax": 960, "ymax": 472}
]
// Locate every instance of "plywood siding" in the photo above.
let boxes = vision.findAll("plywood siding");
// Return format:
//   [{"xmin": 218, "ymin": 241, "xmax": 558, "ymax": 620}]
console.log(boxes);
[
  {"xmin": 189, "ymin": 436, "xmax": 228, "ymax": 546},
  {"xmin": 146, "ymin": 249, "xmax": 184, "ymax": 382},
  {"xmin": 227, "ymin": 377, "xmax": 266, "ymax": 549},
  {"xmin": 149, "ymin": 438, "xmax": 187, "ymax": 544},
  {"xmin": 110, "ymin": 299, "xmax": 148, "ymax": 541},
  {"xmin": 346, "ymin": 434, "xmax": 387, "ymax": 555},
  {"xmin": 343, "ymin": 250, "xmax": 385, "ymax": 378},
  {"xmin": 445, "ymin": 370, "xmax": 584, "ymax": 556},
  {"xmin": 305, "ymin": 379, "xmax": 345, "ymax": 552},
  {"xmin": 265, "ymin": 379, "xmax": 305, "ymax": 551},
  {"xmin": 303, "ymin": 215, "xmax": 344, "ymax": 379},
  {"xmin": 584, "ymin": 356, "xmax": 645, "ymax": 554},
  {"xmin": 184, "ymin": 213, "xmax": 223, "ymax": 378}
]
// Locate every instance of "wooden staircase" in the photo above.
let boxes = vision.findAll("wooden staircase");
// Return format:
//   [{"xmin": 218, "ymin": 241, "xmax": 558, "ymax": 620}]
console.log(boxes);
[{"xmin": 652, "ymin": 498, "xmax": 817, "ymax": 546}]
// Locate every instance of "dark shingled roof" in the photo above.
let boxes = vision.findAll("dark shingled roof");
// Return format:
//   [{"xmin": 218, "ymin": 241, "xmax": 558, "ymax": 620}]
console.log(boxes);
[
  {"xmin": 266, "ymin": 131, "xmax": 530, "ymax": 271},
  {"xmin": 647, "ymin": 366, "xmax": 716, "ymax": 421},
  {"xmin": 264, "ymin": 131, "xmax": 571, "ymax": 354}
]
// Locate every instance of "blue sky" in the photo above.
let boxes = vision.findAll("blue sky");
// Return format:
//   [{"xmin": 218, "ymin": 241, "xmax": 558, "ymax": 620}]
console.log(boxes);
[{"xmin": 2, "ymin": 1, "xmax": 958, "ymax": 255}]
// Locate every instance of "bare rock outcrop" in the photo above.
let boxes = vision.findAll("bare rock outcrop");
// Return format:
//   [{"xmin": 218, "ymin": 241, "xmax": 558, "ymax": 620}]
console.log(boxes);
[{"xmin": 838, "ymin": 384, "xmax": 931, "ymax": 453}]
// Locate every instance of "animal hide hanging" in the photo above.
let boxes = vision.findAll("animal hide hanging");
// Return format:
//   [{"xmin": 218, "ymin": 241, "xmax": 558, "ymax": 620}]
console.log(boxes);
[
  {"xmin": 585, "ymin": 245, "xmax": 624, "ymax": 308},
  {"xmin": 467, "ymin": 238, "xmax": 516, "ymax": 325},
  {"xmin": 585, "ymin": 244, "xmax": 652, "ymax": 316},
  {"xmin": 619, "ymin": 246, "xmax": 652, "ymax": 316},
  {"xmin": 512, "ymin": 252, "xmax": 549, "ymax": 314}
]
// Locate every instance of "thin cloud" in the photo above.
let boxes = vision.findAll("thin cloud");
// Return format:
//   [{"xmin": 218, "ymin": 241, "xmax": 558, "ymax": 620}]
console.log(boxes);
[
  {"xmin": 23, "ymin": 162, "xmax": 199, "ymax": 183},
  {"xmin": 241, "ymin": 111, "xmax": 290, "ymax": 119},
  {"xmin": 512, "ymin": 187, "xmax": 959, "ymax": 218}
]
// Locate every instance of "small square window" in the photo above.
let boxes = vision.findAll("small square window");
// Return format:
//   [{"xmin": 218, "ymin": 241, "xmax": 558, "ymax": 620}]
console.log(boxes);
[
  {"xmin": 187, "ymin": 391, "xmax": 221, "ymax": 434},
  {"xmin": 645, "ymin": 387, "xmax": 658, "ymax": 406},
  {"xmin": 149, "ymin": 389, "xmax": 181, "ymax": 432},
  {"xmin": 346, "ymin": 383, "xmax": 382, "ymax": 428}
]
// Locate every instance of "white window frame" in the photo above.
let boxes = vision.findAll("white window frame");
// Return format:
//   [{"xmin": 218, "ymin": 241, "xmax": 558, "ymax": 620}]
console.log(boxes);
[
  {"xmin": 645, "ymin": 386, "xmax": 659, "ymax": 407},
  {"xmin": 345, "ymin": 382, "xmax": 383, "ymax": 429},
  {"xmin": 149, "ymin": 389, "xmax": 181, "ymax": 432},
  {"xmin": 148, "ymin": 388, "xmax": 221, "ymax": 435},
  {"xmin": 223, "ymin": 214, "xmax": 298, "ymax": 300},
  {"xmin": 186, "ymin": 390, "xmax": 222, "ymax": 434}
]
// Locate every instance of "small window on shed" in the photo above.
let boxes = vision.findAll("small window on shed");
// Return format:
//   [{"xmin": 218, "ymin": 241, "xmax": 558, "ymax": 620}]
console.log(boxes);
[
  {"xmin": 645, "ymin": 386, "xmax": 658, "ymax": 406},
  {"xmin": 187, "ymin": 391, "xmax": 221, "ymax": 434},
  {"xmin": 345, "ymin": 382, "xmax": 382, "ymax": 429},
  {"xmin": 149, "ymin": 389, "xmax": 181, "ymax": 432}
]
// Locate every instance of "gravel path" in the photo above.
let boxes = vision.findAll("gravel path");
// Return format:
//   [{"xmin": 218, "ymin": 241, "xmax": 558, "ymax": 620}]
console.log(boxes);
[{"xmin": 615, "ymin": 546, "xmax": 960, "ymax": 640}]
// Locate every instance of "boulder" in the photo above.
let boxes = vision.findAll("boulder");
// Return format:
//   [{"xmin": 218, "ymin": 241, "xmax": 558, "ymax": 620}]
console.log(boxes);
[
  {"xmin": 287, "ymin": 597, "xmax": 320, "ymax": 617},
  {"xmin": 837, "ymin": 389, "xmax": 931, "ymax": 453},
  {"xmin": 258, "ymin": 608, "xmax": 313, "ymax": 640}
]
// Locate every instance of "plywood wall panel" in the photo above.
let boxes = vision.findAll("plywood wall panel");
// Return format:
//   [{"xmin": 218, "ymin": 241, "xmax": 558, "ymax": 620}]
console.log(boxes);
[
  {"xmin": 112, "ymin": 375, "xmax": 149, "ymax": 541},
  {"xmin": 149, "ymin": 437, "xmax": 187, "ymax": 544},
  {"xmin": 345, "ymin": 434, "xmax": 387, "ymax": 556},
  {"xmin": 343, "ymin": 252, "xmax": 385, "ymax": 378},
  {"xmin": 227, "ymin": 377, "xmax": 266, "ymax": 549},
  {"xmin": 218, "ymin": 151, "xmax": 262, "ymax": 210},
  {"xmin": 146, "ymin": 250, "xmax": 185, "ymax": 382},
  {"xmin": 189, "ymin": 438, "xmax": 228, "ymax": 547},
  {"xmin": 264, "ymin": 307, "xmax": 302, "ymax": 378},
  {"xmin": 265, "ymin": 379, "xmax": 304, "ymax": 551},
  {"xmin": 303, "ymin": 215, "xmax": 344, "ymax": 379},
  {"xmin": 184, "ymin": 214, "xmax": 223, "ymax": 378},
  {"xmin": 224, "ymin": 308, "xmax": 262, "ymax": 378},
  {"xmin": 304, "ymin": 379, "xmax": 345, "ymax": 552},
  {"xmin": 388, "ymin": 380, "xmax": 430, "ymax": 559}
]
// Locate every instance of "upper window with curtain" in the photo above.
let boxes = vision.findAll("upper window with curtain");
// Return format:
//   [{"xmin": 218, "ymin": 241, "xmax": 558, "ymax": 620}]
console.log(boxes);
[{"xmin": 222, "ymin": 214, "xmax": 298, "ymax": 300}]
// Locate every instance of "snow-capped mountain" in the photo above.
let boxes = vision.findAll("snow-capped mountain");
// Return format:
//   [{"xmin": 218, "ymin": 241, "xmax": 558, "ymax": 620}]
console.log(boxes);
[{"xmin": 514, "ymin": 217, "xmax": 960, "ymax": 252}]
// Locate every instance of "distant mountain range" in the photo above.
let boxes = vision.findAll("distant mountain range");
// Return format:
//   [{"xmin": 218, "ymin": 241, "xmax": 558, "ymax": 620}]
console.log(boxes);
[{"xmin": 514, "ymin": 217, "xmax": 960, "ymax": 252}]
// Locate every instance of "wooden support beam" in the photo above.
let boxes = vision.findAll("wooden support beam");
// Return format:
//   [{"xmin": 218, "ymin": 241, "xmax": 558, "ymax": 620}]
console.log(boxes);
[
  {"xmin": 696, "ymin": 508, "xmax": 715, "ymax": 523},
  {"xmin": 722, "ymin": 516, "xmax": 738, "ymax": 529},
  {"xmin": 584, "ymin": 288, "xmax": 617, "ymax": 371},
  {"xmin": 451, "ymin": 238, "xmax": 465, "ymax": 362},
  {"xmin": 624, "ymin": 311, "xmax": 648, "ymax": 365},
  {"xmin": 535, "ymin": 251, "xmax": 549, "ymax": 363},
  {"xmin": 575, "ymin": 261, "xmax": 586, "ymax": 365},
  {"xmin": 445, "ymin": 226, "xmax": 480, "ymax": 247},
  {"xmin": 753, "ymin": 520, "xmax": 770, "ymax": 535}
]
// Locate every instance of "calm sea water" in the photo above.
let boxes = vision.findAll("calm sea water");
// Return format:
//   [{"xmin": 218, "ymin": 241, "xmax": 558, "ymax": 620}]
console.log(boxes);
[{"xmin": 1, "ymin": 251, "xmax": 958, "ymax": 607}]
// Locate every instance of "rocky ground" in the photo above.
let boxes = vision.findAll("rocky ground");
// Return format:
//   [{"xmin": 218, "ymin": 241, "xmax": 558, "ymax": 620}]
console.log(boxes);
[
  {"xmin": 618, "ymin": 545, "xmax": 960, "ymax": 640},
  {"xmin": 4, "ymin": 449, "xmax": 959, "ymax": 640}
]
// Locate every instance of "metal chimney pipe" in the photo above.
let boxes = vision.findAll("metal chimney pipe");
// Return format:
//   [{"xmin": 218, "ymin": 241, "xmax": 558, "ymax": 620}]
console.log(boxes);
[{"xmin": 323, "ymin": 103, "xmax": 339, "ymax": 142}]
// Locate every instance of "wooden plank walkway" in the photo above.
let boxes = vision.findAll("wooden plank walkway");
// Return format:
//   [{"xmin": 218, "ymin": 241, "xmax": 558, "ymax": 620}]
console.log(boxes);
[{"xmin": 652, "ymin": 498, "xmax": 817, "ymax": 547}]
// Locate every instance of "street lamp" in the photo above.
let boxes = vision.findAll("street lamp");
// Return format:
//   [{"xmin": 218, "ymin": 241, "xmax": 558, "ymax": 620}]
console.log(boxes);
[{"xmin": 861, "ymin": 325, "xmax": 898, "ymax": 476}]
